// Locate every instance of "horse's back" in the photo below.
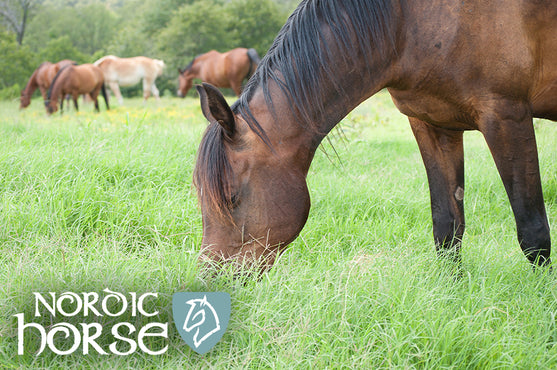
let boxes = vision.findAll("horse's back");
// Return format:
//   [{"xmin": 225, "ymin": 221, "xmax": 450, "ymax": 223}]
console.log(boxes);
[
  {"xmin": 197, "ymin": 49, "xmax": 250, "ymax": 85},
  {"xmin": 522, "ymin": 1, "xmax": 557, "ymax": 120},
  {"xmin": 66, "ymin": 64, "xmax": 104, "ymax": 93},
  {"xmin": 132, "ymin": 56, "xmax": 165, "ymax": 77},
  {"xmin": 35, "ymin": 62, "xmax": 54, "ymax": 87},
  {"xmin": 94, "ymin": 55, "xmax": 118, "ymax": 67},
  {"xmin": 224, "ymin": 48, "xmax": 252, "ymax": 80},
  {"xmin": 94, "ymin": 55, "xmax": 163, "ymax": 85},
  {"xmin": 388, "ymin": 0, "xmax": 557, "ymax": 127}
]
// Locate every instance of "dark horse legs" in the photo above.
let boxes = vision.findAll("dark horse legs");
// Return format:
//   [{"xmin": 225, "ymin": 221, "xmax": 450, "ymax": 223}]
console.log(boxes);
[
  {"xmin": 412, "ymin": 101, "xmax": 551, "ymax": 267},
  {"xmin": 479, "ymin": 102, "xmax": 551, "ymax": 266},
  {"xmin": 410, "ymin": 118, "xmax": 465, "ymax": 263}
]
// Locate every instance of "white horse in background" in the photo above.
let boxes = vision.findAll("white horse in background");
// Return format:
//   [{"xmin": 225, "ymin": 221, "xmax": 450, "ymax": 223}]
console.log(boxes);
[{"xmin": 94, "ymin": 55, "xmax": 165, "ymax": 104}]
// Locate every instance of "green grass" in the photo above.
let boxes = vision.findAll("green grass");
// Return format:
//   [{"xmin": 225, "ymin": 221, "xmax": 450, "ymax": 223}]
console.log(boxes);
[{"xmin": 2, "ymin": 92, "xmax": 557, "ymax": 368}]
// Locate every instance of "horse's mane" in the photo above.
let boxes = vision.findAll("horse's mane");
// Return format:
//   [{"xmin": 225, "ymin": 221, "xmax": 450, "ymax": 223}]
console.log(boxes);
[
  {"xmin": 47, "ymin": 63, "xmax": 76, "ymax": 102},
  {"xmin": 181, "ymin": 54, "xmax": 202, "ymax": 73},
  {"xmin": 194, "ymin": 0, "xmax": 397, "ymax": 218},
  {"xmin": 233, "ymin": 0, "xmax": 396, "ymax": 141}
]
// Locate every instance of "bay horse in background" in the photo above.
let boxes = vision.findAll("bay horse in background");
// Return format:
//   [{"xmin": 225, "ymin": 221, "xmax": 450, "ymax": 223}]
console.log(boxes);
[
  {"xmin": 194, "ymin": 0, "xmax": 557, "ymax": 271},
  {"xmin": 178, "ymin": 48, "xmax": 260, "ymax": 97},
  {"xmin": 45, "ymin": 63, "xmax": 109, "ymax": 114},
  {"xmin": 94, "ymin": 55, "xmax": 165, "ymax": 104},
  {"xmin": 20, "ymin": 59, "xmax": 75, "ymax": 109}
]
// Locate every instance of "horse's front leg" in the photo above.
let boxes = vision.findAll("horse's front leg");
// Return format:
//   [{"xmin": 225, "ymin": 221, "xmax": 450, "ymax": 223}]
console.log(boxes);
[
  {"xmin": 39, "ymin": 87, "xmax": 47, "ymax": 101},
  {"xmin": 410, "ymin": 118, "xmax": 465, "ymax": 263},
  {"xmin": 479, "ymin": 102, "xmax": 551, "ymax": 267},
  {"xmin": 142, "ymin": 79, "xmax": 152, "ymax": 101}
]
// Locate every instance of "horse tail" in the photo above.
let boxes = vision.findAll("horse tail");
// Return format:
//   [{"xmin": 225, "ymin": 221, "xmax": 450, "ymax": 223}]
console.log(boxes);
[
  {"xmin": 246, "ymin": 48, "xmax": 261, "ymax": 80},
  {"xmin": 101, "ymin": 83, "xmax": 109, "ymax": 110},
  {"xmin": 46, "ymin": 63, "xmax": 75, "ymax": 106}
]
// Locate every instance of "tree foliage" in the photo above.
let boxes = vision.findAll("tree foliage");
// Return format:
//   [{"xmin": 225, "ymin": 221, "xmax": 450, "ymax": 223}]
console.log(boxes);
[
  {"xmin": 0, "ymin": 31, "xmax": 36, "ymax": 98},
  {"xmin": 0, "ymin": 0, "xmax": 39, "ymax": 45},
  {"xmin": 0, "ymin": 0, "xmax": 295, "ymax": 99}
]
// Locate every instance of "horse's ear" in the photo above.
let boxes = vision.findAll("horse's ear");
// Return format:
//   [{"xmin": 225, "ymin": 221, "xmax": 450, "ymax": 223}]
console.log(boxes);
[{"xmin": 196, "ymin": 83, "xmax": 235, "ymax": 136}]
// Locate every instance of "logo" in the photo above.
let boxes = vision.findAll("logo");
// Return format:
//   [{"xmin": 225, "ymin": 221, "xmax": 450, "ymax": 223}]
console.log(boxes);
[
  {"xmin": 14, "ymin": 289, "xmax": 168, "ymax": 356},
  {"xmin": 172, "ymin": 292, "xmax": 231, "ymax": 355}
]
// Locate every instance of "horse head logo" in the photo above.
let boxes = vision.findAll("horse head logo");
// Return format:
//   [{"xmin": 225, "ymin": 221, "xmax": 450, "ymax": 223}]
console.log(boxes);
[
  {"xmin": 172, "ymin": 292, "xmax": 231, "ymax": 354},
  {"xmin": 183, "ymin": 295, "xmax": 221, "ymax": 348}
]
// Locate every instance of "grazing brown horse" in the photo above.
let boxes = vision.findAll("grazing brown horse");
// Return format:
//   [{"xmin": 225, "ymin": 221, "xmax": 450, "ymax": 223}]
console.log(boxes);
[
  {"xmin": 45, "ymin": 64, "xmax": 109, "ymax": 114},
  {"xmin": 178, "ymin": 48, "xmax": 260, "ymax": 97},
  {"xmin": 194, "ymin": 0, "xmax": 557, "ymax": 271},
  {"xmin": 20, "ymin": 60, "xmax": 75, "ymax": 108}
]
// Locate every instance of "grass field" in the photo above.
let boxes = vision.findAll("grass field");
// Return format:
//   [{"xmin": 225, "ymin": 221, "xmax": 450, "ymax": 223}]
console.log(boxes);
[{"xmin": 2, "ymin": 92, "xmax": 557, "ymax": 368}]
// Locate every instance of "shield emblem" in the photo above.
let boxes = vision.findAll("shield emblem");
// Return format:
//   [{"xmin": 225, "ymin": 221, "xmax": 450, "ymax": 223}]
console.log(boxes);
[{"xmin": 172, "ymin": 292, "xmax": 231, "ymax": 355}]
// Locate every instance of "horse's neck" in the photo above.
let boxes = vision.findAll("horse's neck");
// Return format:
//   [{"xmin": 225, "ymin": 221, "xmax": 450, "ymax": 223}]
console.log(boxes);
[
  {"xmin": 187, "ymin": 63, "xmax": 201, "ymax": 79},
  {"xmin": 269, "ymin": 65, "xmax": 390, "ymax": 152},
  {"xmin": 247, "ymin": 65, "xmax": 389, "ymax": 176},
  {"xmin": 23, "ymin": 71, "xmax": 39, "ymax": 97}
]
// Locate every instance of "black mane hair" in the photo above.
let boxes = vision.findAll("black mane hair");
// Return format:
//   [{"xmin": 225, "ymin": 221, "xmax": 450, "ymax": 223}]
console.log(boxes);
[
  {"xmin": 181, "ymin": 54, "xmax": 201, "ymax": 73},
  {"xmin": 231, "ymin": 0, "xmax": 396, "ymax": 142},
  {"xmin": 195, "ymin": 0, "xmax": 397, "ymax": 217}
]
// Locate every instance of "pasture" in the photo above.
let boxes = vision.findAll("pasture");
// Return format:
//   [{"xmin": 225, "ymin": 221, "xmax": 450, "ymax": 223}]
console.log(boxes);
[{"xmin": 2, "ymin": 92, "xmax": 557, "ymax": 368}]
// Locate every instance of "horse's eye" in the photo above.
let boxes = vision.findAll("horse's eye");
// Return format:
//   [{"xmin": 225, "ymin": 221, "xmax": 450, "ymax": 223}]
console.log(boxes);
[{"xmin": 230, "ymin": 194, "xmax": 239, "ymax": 208}]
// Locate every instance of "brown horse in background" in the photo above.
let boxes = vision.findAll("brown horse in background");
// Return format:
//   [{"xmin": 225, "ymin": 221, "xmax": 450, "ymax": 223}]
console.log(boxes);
[
  {"xmin": 178, "ymin": 48, "xmax": 260, "ymax": 97},
  {"xmin": 20, "ymin": 59, "xmax": 75, "ymax": 109},
  {"xmin": 194, "ymin": 0, "xmax": 557, "ymax": 271},
  {"xmin": 45, "ymin": 64, "xmax": 109, "ymax": 114}
]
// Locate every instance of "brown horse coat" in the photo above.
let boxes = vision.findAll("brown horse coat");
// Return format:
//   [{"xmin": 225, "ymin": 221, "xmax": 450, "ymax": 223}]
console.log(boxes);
[
  {"xmin": 178, "ymin": 48, "xmax": 260, "ymax": 97},
  {"xmin": 20, "ymin": 60, "xmax": 74, "ymax": 108},
  {"xmin": 194, "ymin": 0, "xmax": 557, "ymax": 270},
  {"xmin": 45, "ymin": 64, "xmax": 108, "ymax": 114}
]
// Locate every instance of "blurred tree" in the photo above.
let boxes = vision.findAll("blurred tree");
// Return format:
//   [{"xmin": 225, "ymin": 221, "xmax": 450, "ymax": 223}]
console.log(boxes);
[
  {"xmin": 157, "ymin": 0, "xmax": 231, "ymax": 69},
  {"xmin": 0, "ymin": 31, "xmax": 37, "ymax": 98},
  {"xmin": 272, "ymin": 0, "xmax": 300, "ymax": 13},
  {"xmin": 37, "ymin": 35, "xmax": 89, "ymax": 63},
  {"xmin": 0, "ymin": 0, "xmax": 39, "ymax": 45},
  {"xmin": 140, "ymin": 0, "xmax": 195, "ymax": 38},
  {"xmin": 24, "ymin": 4, "xmax": 117, "ymax": 55},
  {"xmin": 226, "ymin": 0, "xmax": 286, "ymax": 56},
  {"xmin": 0, "ymin": 0, "xmax": 298, "ymax": 100}
]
